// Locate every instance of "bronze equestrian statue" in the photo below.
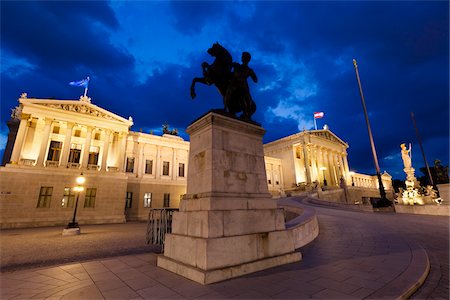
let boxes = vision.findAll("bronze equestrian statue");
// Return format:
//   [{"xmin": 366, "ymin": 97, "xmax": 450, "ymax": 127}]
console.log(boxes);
[{"xmin": 190, "ymin": 42, "xmax": 257, "ymax": 120}]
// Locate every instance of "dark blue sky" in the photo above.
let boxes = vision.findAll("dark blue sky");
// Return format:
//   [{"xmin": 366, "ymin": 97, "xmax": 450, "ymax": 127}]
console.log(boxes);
[{"xmin": 1, "ymin": 1, "xmax": 448, "ymax": 179}]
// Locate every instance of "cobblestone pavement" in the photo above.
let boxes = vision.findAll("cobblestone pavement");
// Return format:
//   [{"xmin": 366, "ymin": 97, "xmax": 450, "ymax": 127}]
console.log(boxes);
[{"xmin": 1, "ymin": 197, "xmax": 448, "ymax": 299}]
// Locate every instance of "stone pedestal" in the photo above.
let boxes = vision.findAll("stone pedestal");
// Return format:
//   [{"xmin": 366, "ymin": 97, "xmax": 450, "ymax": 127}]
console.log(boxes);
[{"xmin": 157, "ymin": 112, "xmax": 301, "ymax": 284}]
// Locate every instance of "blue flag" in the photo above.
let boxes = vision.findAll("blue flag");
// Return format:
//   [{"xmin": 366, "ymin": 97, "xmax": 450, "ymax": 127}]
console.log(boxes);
[{"xmin": 69, "ymin": 77, "xmax": 89, "ymax": 88}]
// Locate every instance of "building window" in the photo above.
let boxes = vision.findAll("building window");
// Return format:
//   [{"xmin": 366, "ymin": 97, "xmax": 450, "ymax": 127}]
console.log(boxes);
[
  {"xmin": 61, "ymin": 187, "xmax": 75, "ymax": 208},
  {"xmin": 88, "ymin": 146, "xmax": 99, "ymax": 165},
  {"xmin": 125, "ymin": 192, "xmax": 132, "ymax": 209},
  {"xmin": 68, "ymin": 143, "xmax": 82, "ymax": 163},
  {"xmin": 145, "ymin": 160, "xmax": 153, "ymax": 174},
  {"xmin": 162, "ymin": 161, "xmax": 170, "ymax": 176},
  {"xmin": 37, "ymin": 186, "xmax": 53, "ymax": 208},
  {"xmin": 268, "ymin": 179, "xmax": 272, "ymax": 184},
  {"xmin": 94, "ymin": 132, "xmax": 101, "ymax": 140},
  {"xmin": 84, "ymin": 188, "xmax": 96, "ymax": 208},
  {"xmin": 163, "ymin": 193, "xmax": 170, "ymax": 207},
  {"xmin": 144, "ymin": 193, "xmax": 152, "ymax": 208},
  {"xmin": 126, "ymin": 157, "xmax": 135, "ymax": 173},
  {"xmin": 47, "ymin": 141, "xmax": 62, "ymax": 161},
  {"xmin": 178, "ymin": 163, "xmax": 185, "ymax": 177},
  {"xmin": 53, "ymin": 126, "xmax": 60, "ymax": 134},
  {"xmin": 74, "ymin": 129, "xmax": 81, "ymax": 137}
]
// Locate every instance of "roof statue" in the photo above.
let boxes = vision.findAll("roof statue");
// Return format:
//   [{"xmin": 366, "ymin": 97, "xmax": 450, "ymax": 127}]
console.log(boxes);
[{"xmin": 190, "ymin": 42, "xmax": 258, "ymax": 121}]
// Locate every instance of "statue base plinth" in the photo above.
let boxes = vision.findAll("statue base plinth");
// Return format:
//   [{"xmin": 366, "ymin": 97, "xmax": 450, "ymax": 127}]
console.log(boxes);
[{"xmin": 157, "ymin": 112, "xmax": 301, "ymax": 284}]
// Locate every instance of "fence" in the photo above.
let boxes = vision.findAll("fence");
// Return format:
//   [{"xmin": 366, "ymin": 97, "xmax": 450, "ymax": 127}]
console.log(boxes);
[{"xmin": 146, "ymin": 208, "xmax": 178, "ymax": 251}]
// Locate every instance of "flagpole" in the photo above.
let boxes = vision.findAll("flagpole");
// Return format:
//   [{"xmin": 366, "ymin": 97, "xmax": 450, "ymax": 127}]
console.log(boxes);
[
  {"xmin": 314, "ymin": 117, "xmax": 317, "ymax": 130},
  {"xmin": 352, "ymin": 59, "xmax": 390, "ymax": 206},
  {"xmin": 411, "ymin": 112, "xmax": 437, "ymax": 193}
]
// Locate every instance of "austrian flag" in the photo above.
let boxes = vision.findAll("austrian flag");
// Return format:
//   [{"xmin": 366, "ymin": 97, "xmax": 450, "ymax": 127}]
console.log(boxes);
[{"xmin": 314, "ymin": 112, "xmax": 324, "ymax": 119}]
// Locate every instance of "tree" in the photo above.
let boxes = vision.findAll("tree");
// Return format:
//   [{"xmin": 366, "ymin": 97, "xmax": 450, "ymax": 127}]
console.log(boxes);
[{"xmin": 419, "ymin": 159, "xmax": 449, "ymax": 185}]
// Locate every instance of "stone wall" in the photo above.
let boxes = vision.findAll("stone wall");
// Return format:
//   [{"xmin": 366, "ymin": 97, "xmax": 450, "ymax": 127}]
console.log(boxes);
[
  {"xmin": 125, "ymin": 180, "xmax": 186, "ymax": 221},
  {"xmin": 0, "ymin": 166, "xmax": 128, "ymax": 228}
]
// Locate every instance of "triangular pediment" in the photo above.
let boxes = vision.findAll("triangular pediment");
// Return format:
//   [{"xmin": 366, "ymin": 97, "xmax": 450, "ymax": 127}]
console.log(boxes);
[
  {"xmin": 20, "ymin": 97, "xmax": 133, "ymax": 126},
  {"xmin": 311, "ymin": 130, "xmax": 348, "ymax": 147}
]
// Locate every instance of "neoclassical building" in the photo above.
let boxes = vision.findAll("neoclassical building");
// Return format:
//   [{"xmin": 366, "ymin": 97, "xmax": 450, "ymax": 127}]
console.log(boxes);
[{"xmin": 0, "ymin": 94, "xmax": 390, "ymax": 228}]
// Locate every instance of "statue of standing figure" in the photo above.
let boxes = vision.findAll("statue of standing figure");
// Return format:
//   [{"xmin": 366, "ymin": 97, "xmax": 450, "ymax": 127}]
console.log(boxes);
[
  {"xmin": 400, "ymin": 143, "xmax": 412, "ymax": 169},
  {"xmin": 190, "ymin": 42, "xmax": 258, "ymax": 120}
]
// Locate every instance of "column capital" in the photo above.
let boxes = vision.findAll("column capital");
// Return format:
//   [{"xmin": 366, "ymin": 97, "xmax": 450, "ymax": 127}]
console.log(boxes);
[
  {"xmin": 20, "ymin": 113, "xmax": 31, "ymax": 121},
  {"xmin": 43, "ymin": 117, "xmax": 54, "ymax": 125}
]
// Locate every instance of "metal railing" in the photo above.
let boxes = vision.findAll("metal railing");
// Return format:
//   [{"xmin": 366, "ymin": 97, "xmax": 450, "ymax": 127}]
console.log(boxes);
[{"xmin": 146, "ymin": 208, "xmax": 178, "ymax": 251}]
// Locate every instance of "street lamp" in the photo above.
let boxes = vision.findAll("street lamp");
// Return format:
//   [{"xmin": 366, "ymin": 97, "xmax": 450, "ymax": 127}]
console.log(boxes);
[
  {"xmin": 320, "ymin": 167, "xmax": 327, "ymax": 186},
  {"xmin": 349, "ymin": 171, "xmax": 355, "ymax": 186},
  {"xmin": 63, "ymin": 173, "xmax": 85, "ymax": 235}
]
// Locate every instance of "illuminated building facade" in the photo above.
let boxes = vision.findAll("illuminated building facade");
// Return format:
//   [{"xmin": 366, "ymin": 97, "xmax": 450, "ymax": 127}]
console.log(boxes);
[{"xmin": 0, "ymin": 94, "xmax": 389, "ymax": 228}]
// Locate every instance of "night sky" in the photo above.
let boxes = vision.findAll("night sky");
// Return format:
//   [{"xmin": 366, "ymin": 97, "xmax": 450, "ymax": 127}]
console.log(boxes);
[{"xmin": 1, "ymin": 1, "xmax": 448, "ymax": 179}]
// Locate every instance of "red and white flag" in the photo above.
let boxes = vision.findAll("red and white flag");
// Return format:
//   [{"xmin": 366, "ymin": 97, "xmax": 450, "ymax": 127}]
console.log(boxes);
[{"xmin": 314, "ymin": 112, "xmax": 324, "ymax": 119}]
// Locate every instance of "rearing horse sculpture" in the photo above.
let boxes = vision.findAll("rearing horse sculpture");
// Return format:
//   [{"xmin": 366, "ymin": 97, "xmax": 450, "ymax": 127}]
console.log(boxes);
[
  {"xmin": 190, "ymin": 42, "xmax": 232, "ymax": 101},
  {"xmin": 190, "ymin": 42, "xmax": 257, "ymax": 120}
]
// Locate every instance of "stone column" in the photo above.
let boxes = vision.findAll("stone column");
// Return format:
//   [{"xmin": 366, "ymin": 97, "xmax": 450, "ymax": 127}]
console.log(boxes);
[
  {"xmin": 313, "ymin": 147, "xmax": 320, "ymax": 183},
  {"xmin": 81, "ymin": 126, "xmax": 94, "ymax": 169},
  {"xmin": 326, "ymin": 151, "xmax": 334, "ymax": 186},
  {"xmin": 60, "ymin": 122, "xmax": 75, "ymax": 168},
  {"xmin": 118, "ymin": 132, "xmax": 128, "ymax": 172},
  {"xmin": 101, "ymin": 130, "xmax": 111, "ymax": 171},
  {"xmin": 36, "ymin": 118, "xmax": 54, "ymax": 167},
  {"xmin": 343, "ymin": 154, "xmax": 350, "ymax": 183},
  {"xmin": 9, "ymin": 114, "xmax": 30, "ymax": 164},
  {"xmin": 339, "ymin": 155, "xmax": 347, "ymax": 183},
  {"xmin": 302, "ymin": 145, "xmax": 311, "ymax": 184}
]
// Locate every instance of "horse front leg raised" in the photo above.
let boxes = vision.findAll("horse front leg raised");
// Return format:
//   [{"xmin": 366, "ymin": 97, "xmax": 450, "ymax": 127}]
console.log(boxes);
[{"xmin": 190, "ymin": 77, "xmax": 210, "ymax": 99}]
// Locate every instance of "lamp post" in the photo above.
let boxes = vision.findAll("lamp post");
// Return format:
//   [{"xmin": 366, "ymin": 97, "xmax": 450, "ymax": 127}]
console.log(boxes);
[
  {"xmin": 64, "ymin": 173, "xmax": 85, "ymax": 235},
  {"xmin": 320, "ymin": 167, "xmax": 327, "ymax": 186}
]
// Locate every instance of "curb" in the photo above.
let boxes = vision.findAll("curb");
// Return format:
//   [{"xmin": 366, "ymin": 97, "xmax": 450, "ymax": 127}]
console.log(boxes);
[{"xmin": 367, "ymin": 241, "xmax": 430, "ymax": 299}]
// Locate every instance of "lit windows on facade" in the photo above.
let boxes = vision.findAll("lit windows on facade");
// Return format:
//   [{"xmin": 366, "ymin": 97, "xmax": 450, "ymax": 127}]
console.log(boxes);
[
  {"xmin": 126, "ymin": 157, "xmax": 135, "ymax": 173},
  {"xmin": 37, "ymin": 187, "xmax": 53, "ymax": 208},
  {"xmin": 88, "ymin": 146, "xmax": 99, "ymax": 166},
  {"xmin": 61, "ymin": 187, "xmax": 75, "ymax": 208},
  {"xmin": 145, "ymin": 160, "xmax": 153, "ymax": 174},
  {"xmin": 52, "ymin": 126, "xmax": 60, "ymax": 134},
  {"xmin": 144, "ymin": 192, "xmax": 152, "ymax": 207},
  {"xmin": 125, "ymin": 192, "xmax": 133, "ymax": 209},
  {"xmin": 178, "ymin": 163, "xmax": 185, "ymax": 177},
  {"xmin": 47, "ymin": 141, "xmax": 62, "ymax": 162},
  {"xmin": 163, "ymin": 193, "xmax": 170, "ymax": 207},
  {"xmin": 74, "ymin": 129, "xmax": 81, "ymax": 137},
  {"xmin": 84, "ymin": 188, "xmax": 96, "ymax": 208},
  {"xmin": 68, "ymin": 143, "xmax": 82, "ymax": 164},
  {"xmin": 162, "ymin": 161, "xmax": 170, "ymax": 176}
]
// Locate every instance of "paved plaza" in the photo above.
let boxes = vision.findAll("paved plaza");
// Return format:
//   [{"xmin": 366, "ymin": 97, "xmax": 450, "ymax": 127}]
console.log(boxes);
[{"xmin": 1, "ymin": 196, "xmax": 448, "ymax": 299}]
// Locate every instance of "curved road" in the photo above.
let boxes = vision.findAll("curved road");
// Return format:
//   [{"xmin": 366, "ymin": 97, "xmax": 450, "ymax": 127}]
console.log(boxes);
[{"xmin": 295, "ymin": 196, "xmax": 449, "ymax": 299}]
